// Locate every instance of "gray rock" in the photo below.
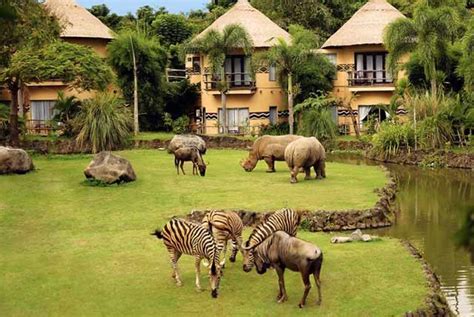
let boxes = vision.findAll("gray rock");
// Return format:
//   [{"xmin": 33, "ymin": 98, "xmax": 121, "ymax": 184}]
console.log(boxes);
[
  {"xmin": 84, "ymin": 152, "xmax": 136, "ymax": 184},
  {"xmin": 351, "ymin": 229, "xmax": 364, "ymax": 241},
  {"xmin": 0, "ymin": 146, "xmax": 34, "ymax": 174},
  {"xmin": 331, "ymin": 237, "xmax": 353, "ymax": 244},
  {"xmin": 361, "ymin": 234, "xmax": 372, "ymax": 242},
  {"xmin": 168, "ymin": 134, "xmax": 206, "ymax": 154}
]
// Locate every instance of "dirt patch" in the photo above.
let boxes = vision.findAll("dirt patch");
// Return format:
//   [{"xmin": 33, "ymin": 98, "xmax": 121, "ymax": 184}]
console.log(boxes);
[
  {"xmin": 186, "ymin": 169, "xmax": 397, "ymax": 232},
  {"xmin": 403, "ymin": 242, "xmax": 454, "ymax": 316}
]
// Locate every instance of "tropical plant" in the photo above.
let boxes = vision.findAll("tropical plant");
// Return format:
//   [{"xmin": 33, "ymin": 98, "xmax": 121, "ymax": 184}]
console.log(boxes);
[
  {"xmin": 108, "ymin": 28, "xmax": 168, "ymax": 131},
  {"xmin": 152, "ymin": 14, "xmax": 193, "ymax": 46},
  {"xmin": 0, "ymin": 103, "xmax": 9, "ymax": 140},
  {"xmin": 74, "ymin": 92, "xmax": 133, "ymax": 153},
  {"xmin": 371, "ymin": 122, "xmax": 416, "ymax": 158},
  {"xmin": 384, "ymin": 1, "xmax": 461, "ymax": 95},
  {"xmin": 52, "ymin": 92, "xmax": 81, "ymax": 137},
  {"xmin": 259, "ymin": 122, "xmax": 289, "ymax": 136},
  {"xmin": 458, "ymin": 17, "xmax": 474, "ymax": 91},
  {"xmin": 294, "ymin": 95, "xmax": 337, "ymax": 148},
  {"xmin": 187, "ymin": 24, "xmax": 253, "ymax": 134}
]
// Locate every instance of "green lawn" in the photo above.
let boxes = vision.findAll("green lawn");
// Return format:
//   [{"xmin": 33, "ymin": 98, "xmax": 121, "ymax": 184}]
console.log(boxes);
[{"xmin": 0, "ymin": 149, "xmax": 429, "ymax": 316}]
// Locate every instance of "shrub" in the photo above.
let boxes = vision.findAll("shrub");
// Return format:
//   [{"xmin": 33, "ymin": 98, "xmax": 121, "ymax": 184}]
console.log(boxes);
[
  {"xmin": 0, "ymin": 103, "xmax": 9, "ymax": 140},
  {"xmin": 74, "ymin": 92, "xmax": 133, "ymax": 153},
  {"xmin": 171, "ymin": 116, "xmax": 190, "ymax": 134},
  {"xmin": 53, "ymin": 91, "xmax": 81, "ymax": 137},
  {"xmin": 259, "ymin": 122, "xmax": 289, "ymax": 136},
  {"xmin": 371, "ymin": 122, "xmax": 416, "ymax": 158}
]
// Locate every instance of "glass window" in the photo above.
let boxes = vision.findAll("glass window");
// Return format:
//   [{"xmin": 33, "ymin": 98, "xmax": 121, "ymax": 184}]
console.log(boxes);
[
  {"xmin": 218, "ymin": 108, "xmax": 249, "ymax": 133},
  {"xmin": 325, "ymin": 53, "xmax": 337, "ymax": 65},
  {"xmin": 31, "ymin": 100, "xmax": 56, "ymax": 122},
  {"xmin": 269, "ymin": 106, "xmax": 277, "ymax": 124},
  {"xmin": 269, "ymin": 64, "xmax": 277, "ymax": 81},
  {"xmin": 192, "ymin": 56, "xmax": 201, "ymax": 73}
]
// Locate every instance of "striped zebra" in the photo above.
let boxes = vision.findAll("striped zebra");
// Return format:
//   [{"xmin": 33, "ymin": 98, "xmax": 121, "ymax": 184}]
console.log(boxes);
[
  {"xmin": 201, "ymin": 210, "xmax": 244, "ymax": 267},
  {"xmin": 242, "ymin": 208, "xmax": 300, "ymax": 272},
  {"xmin": 151, "ymin": 218, "xmax": 222, "ymax": 298}
]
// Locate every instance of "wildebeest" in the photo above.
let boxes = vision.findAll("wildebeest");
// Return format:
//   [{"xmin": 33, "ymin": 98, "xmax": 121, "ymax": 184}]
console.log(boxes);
[
  {"xmin": 174, "ymin": 146, "xmax": 206, "ymax": 176},
  {"xmin": 251, "ymin": 231, "xmax": 323, "ymax": 308},
  {"xmin": 168, "ymin": 134, "xmax": 207, "ymax": 155},
  {"xmin": 242, "ymin": 208, "xmax": 300, "ymax": 272},
  {"xmin": 201, "ymin": 210, "xmax": 244, "ymax": 267},
  {"xmin": 151, "ymin": 218, "xmax": 222, "ymax": 298},
  {"xmin": 284, "ymin": 137, "xmax": 326, "ymax": 183},
  {"xmin": 240, "ymin": 135, "xmax": 302, "ymax": 172}
]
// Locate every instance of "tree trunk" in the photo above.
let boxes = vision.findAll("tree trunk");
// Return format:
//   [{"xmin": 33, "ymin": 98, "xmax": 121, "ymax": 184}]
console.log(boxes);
[
  {"xmin": 431, "ymin": 78, "xmax": 437, "ymax": 97},
  {"xmin": 130, "ymin": 36, "xmax": 139, "ymax": 136},
  {"xmin": 288, "ymin": 73, "xmax": 294, "ymax": 135},
  {"xmin": 8, "ymin": 80, "xmax": 20, "ymax": 147},
  {"xmin": 221, "ymin": 91, "xmax": 227, "ymax": 134}
]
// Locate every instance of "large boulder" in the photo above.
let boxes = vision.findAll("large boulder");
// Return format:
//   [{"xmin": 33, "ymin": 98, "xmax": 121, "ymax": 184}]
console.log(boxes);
[
  {"xmin": 84, "ymin": 152, "xmax": 136, "ymax": 184},
  {"xmin": 0, "ymin": 146, "xmax": 34, "ymax": 174},
  {"xmin": 168, "ymin": 134, "xmax": 206, "ymax": 154}
]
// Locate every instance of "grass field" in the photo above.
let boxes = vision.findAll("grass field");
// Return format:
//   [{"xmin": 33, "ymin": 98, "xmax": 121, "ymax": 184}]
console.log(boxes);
[{"xmin": 0, "ymin": 149, "xmax": 429, "ymax": 316}]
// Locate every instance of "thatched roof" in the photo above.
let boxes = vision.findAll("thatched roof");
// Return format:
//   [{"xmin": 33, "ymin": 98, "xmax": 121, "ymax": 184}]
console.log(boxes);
[
  {"xmin": 44, "ymin": 0, "xmax": 114, "ymax": 40},
  {"xmin": 196, "ymin": 0, "xmax": 290, "ymax": 48},
  {"xmin": 322, "ymin": 0, "xmax": 404, "ymax": 49}
]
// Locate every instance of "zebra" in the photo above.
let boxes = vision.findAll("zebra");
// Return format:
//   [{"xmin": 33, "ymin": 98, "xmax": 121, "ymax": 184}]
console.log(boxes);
[
  {"xmin": 151, "ymin": 218, "xmax": 222, "ymax": 298},
  {"xmin": 201, "ymin": 210, "xmax": 244, "ymax": 267},
  {"xmin": 241, "ymin": 208, "xmax": 300, "ymax": 272}
]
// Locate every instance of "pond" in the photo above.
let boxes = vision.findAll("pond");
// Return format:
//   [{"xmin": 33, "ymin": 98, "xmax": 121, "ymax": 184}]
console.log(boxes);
[{"xmin": 329, "ymin": 154, "xmax": 474, "ymax": 316}]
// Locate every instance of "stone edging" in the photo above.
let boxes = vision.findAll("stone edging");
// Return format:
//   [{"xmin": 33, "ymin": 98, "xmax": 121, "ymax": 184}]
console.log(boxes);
[
  {"xmin": 185, "ymin": 168, "xmax": 397, "ymax": 232},
  {"xmin": 403, "ymin": 241, "xmax": 454, "ymax": 316}
]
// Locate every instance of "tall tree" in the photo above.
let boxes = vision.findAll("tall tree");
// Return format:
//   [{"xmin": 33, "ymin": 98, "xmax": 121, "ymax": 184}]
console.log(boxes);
[
  {"xmin": 384, "ymin": 1, "xmax": 461, "ymax": 96},
  {"xmin": 152, "ymin": 13, "xmax": 193, "ymax": 46},
  {"xmin": 458, "ymin": 17, "xmax": 474, "ymax": 91},
  {"xmin": 108, "ymin": 29, "xmax": 168, "ymax": 131},
  {"xmin": 255, "ymin": 26, "xmax": 321, "ymax": 135},
  {"xmin": 88, "ymin": 4, "xmax": 123, "ymax": 30},
  {"xmin": 187, "ymin": 24, "xmax": 253, "ymax": 134}
]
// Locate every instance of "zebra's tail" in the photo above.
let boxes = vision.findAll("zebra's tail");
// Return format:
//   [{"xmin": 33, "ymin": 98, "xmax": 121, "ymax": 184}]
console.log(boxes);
[{"xmin": 150, "ymin": 229, "xmax": 163, "ymax": 239}]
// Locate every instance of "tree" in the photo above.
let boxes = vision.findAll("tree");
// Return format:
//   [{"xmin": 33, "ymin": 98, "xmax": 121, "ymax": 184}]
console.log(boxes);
[
  {"xmin": 108, "ymin": 29, "xmax": 168, "ymax": 131},
  {"xmin": 88, "ymin": 4, "xmax": 123, "ymax": 30},
  {"xmin": 384, "ymin": 2, "xmax": 461, "ymax": 96},
  {"xmin": 255, "ymin": 26, "xmax": 323, "ymax": 134},
  {"xmin": 458, "ymin": 17, "xmax": 474, "ymax": 91},
  {"xmin": 187, "ymin": 24, "xmax": 253, "ymax": 134},
  {"xmin": 1, "ymin": 40, "xmax": 113, "ymax": 145},
  {"xmin": 152, "ymin": 14, "xmax": 193, "ymax": 46}
]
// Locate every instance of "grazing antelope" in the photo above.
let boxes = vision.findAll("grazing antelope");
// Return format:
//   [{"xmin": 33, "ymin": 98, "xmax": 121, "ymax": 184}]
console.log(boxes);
[
  {"xmin": 242, "ymin": 208, "xmax": 300, "ymax": 272},
  {"xmin": 201, "ymin": 210, "xmax": 244, "ymax": 267},
  {"xmin": 174, "ymin": 146, "xmax": 206, "ymax": 176},
  {"xmin": 151, "ymin": 218, "xmax": 221, "ymax": 298},
  {"xmin": 252, "ymin": 231, "xmax": 323, "ymax": 308}
]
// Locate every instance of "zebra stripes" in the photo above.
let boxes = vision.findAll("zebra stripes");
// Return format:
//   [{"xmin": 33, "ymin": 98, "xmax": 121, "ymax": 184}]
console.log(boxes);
[
  {"xmin": 242, "ymin": 208, "xmax": 300, "ymax": 272},
  {"xmin": 202, "ymin": 211, "xmax": 244, "ymax": 267},
  {"xmin": 152, "ymin": 218, "xmax": 221, "ymax": 297}
]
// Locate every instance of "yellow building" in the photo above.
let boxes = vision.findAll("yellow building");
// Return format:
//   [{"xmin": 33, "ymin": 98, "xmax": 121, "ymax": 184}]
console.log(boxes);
[
  {"xmin": 187, "ymin": 0, "xmax": 291, "ymax": 135},
  {"xmin": 0, "ymin": 0, "xmax": 113, "ymax": 134},
  {"xmin": 320, "ymin": 0, "xmax": 407, "ymax": 134}
]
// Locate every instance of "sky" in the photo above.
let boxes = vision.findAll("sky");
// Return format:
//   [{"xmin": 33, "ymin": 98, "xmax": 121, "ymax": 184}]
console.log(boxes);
[{"xmin": 77, "ymin": 0, "xmax": 209, "ymax": 15}]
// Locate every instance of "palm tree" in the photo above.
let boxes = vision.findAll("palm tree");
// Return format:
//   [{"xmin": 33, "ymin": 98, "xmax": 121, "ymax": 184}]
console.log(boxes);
[
  {"xmin": 256, "ymin": 38, "xmax": 314, "ymax": 135},
  {"xmin": 187, "ymin": 24, "xmax": 253, "ymax": 134},
  {"xmin": 384, "ymin": 3, "xmax": 459, "ymax": 96}
]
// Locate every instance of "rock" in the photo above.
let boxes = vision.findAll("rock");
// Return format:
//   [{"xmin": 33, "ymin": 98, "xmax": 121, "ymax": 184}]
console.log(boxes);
[
  {"xmin": 168, "ymin": 135, "xmax": 206, "ymax": 154},
  {"xmin": 0, "ymin": 146, "xmax": 34, "ymax": 174},
  {"xmin": 361, "ymin": 234, "xmax": 372, "ymax": 242},
  {"xmin": 351, "ymin": 229, "xmax": 363, "ymax": 241},
  {"xmin": 331, "ymin": 237, "xmax": 353, "ymax": 244},
  {"xmin": 84, "ymin": 152, "xmax": 136, "ymax": 184}
]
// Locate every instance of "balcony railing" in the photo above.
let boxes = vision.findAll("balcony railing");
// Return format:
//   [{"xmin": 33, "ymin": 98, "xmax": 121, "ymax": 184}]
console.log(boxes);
[
  {"xmin": 203, "ymin": 73, "xmax": 256, "ymax": 91},
  {"xmin": 348, "ymin": 70, "xmax": 393, "ymax": 86},
  {"xmin": 26, "ymin": 120, "xmax": 55, "ymax": 134}
]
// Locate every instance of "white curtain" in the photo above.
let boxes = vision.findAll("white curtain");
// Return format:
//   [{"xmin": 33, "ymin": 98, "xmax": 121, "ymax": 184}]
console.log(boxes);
[
  {"xmin": 358, "ymin": 106, "xmax": 372, "ymax": 128},
  {"xmin": 31, "ymin": 101, "xmax": 55, "ymax": 121}
]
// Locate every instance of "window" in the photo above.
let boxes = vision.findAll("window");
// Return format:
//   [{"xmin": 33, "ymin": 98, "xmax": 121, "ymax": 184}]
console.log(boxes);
[
  {"xmin": 192, "ymin": 56, "xmax": 201, "ymax": 73},
  {"xmin": 31, "ymin": 100, "xmax": 56, "ymax": 122},
  {"xmin": 269, "ymin": 64, "xmax": 277, "ymax": 81},
  {"xmin": 354, "ymin": 53, "xmax": 392, "ymax": 84},
  {"xmin": 359, "ymin": 105, "xmax": 389, "ymax": 130},
  {"xmin": 325, "ymin": 53, "xmax": 337, "ymax": 66},
  {"xmin": 269, "ymin": 106, "xmax": 278, "ymax": 124},
  {"xmin": 218, "ymin": 108, "xmax": 249, "ymax": 134},
  {"xmin": 224, "ymin": 55, "xmax": 251, "ymax": 87}
]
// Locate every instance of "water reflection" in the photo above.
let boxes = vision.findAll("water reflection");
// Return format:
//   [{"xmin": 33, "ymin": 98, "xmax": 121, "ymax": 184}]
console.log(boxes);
[{"xmin": 329, "ymin": 153, "xmax": 474, "ymax": 316}]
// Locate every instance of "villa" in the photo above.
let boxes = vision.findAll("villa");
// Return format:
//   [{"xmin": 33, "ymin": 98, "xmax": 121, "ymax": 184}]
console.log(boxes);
[
  {"xmin": 186, "ymin": 0, "xmax": 291, "ymax": 135},
  {"xmin": 320, "ymin": 0, "xmax": 407, "ymax": 134},
  {"xmin": 0, "ymin": 0, "xmax": 113, "ymax": 134}
]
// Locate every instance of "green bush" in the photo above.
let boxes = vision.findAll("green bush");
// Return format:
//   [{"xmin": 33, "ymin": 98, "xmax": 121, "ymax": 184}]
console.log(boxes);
[
  {"xmin": 259, "ymin": 122, "xmax": 289, "ymax": 136},
  {"xmin": 0, "ymin": 103, "xmax": 9, "ymax": 140},
  {"xmin": 53, "ymin": 91, "xmax": 81, "ymax": 137},
  {"xmin": 371, "ymin": 122, "xmax": 416, "ymax": 158},
  {"xmin": 171, "ymin": 116, "xmax": 190, "ymax": 134},
  {"xmin": 74, "ymin": 92, "xmax": 133, "ymax": 153}
]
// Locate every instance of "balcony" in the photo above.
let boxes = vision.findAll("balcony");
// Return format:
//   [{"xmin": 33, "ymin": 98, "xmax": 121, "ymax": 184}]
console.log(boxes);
[
  {"xmin": 347, "ymin": 70, "xmax": 395, "ymax": 92},
  {"xmin": 203, "ymin": 73, "xmax": 256, "ymax": 95}
]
